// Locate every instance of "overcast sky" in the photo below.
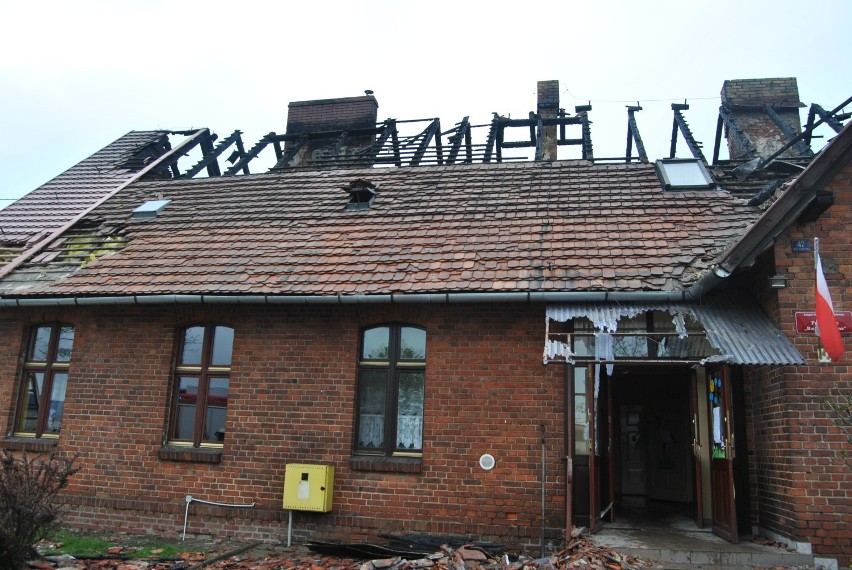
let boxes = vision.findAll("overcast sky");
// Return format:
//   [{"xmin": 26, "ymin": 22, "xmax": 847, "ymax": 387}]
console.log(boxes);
[{"xmin": 1, "ymin": 0, "xmax": 850, "ymax": 207}]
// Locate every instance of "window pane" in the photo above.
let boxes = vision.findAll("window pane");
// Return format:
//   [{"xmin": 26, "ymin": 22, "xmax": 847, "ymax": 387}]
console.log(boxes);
[
  {"xmin": 28, "ymin": 327, "xmax": 52, "ymax": 361},
  {"xmin": 205, "ymin": 377, "xmax": 229, "ymax": 442},
  {"xmin": 400, "ymin": 327, "xmax": 426, "ymax": 360},
  {"xmin": 613, "ymin": 335, "xmax": 649, "ymax": 358},
  {"xmin": 56, "ymin": 326, "xmax": 75, "ymax": 362},
  {"xmin": 357, "ymin": 370, "xmax": 386, "ymax": 448},
  {"xmin": 574, "ymin": 367, "xmax": 589, "ymax": 455},
  {"xmin": 181, "ymin": 327, "xmax": 204, "ymax": 365},
  {"xmin": 175, "ymin": 376, "xmax": 199, "ymax": 440},
  {"xmin": 47, "ymin": 372, "xmax": 68, "ymax": 433},
  {"xmin": 211, "ymin": 326, "xmax": 234, "ymax": 366},
  {"xmin": 362, "ymin": 327, "xmax": 389, "ymax": 360},
  {"xmin": 396, "ymin": 371, "xmax": 424, "ymax": 451},
  {"xmin": 17, "ymin": 372, "xmax": 44, "ymax": 432}
]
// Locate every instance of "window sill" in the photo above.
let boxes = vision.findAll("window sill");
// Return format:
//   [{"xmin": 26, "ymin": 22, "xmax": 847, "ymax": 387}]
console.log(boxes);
[
  {"xmin": 349, "ymin": 455, "xmax": 422, "ymax": 474},
  {"xmin": 3, "ymin": 437, "xmax": 57, "ymax": 453},
  {"xmin": 158, "ymin": 446, "xmax": 222, "ymax": 464}
]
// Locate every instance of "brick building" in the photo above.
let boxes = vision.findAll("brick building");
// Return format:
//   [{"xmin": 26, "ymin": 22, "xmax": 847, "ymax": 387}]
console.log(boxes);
[{"xmin": 0, "ymin": 78, "xmax": 849, "ymax": 566}]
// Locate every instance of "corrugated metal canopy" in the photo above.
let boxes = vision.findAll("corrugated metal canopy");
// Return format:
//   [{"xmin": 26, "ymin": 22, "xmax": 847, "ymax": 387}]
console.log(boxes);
[{"xmin": 546, "ymin": 295, "xmax": 804, "ymax": 366}]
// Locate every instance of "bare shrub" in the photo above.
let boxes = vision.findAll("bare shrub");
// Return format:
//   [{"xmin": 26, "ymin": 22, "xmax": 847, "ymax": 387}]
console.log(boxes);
[{"xmin": 0, "ymin": 449, "xmax": 79, "ymax": 570}]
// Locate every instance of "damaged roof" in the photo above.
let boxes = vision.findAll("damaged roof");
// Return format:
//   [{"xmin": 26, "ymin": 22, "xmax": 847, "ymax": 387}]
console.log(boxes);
[{"xmin": 0, "ymin": 159, "xmax": 762, "ymax": 298}]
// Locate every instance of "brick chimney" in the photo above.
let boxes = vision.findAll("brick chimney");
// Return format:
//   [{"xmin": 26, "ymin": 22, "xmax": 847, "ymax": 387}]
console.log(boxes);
[
  {"xmin": 537, "ymin": 80, "xmax": 559, "ymax": 161},
  {"xmin": 284, "ymin": 94, "xmax": 379, "ymax": 167},
  {"xmin": 720, "ymin": 78, "xmax": 805, "ymax": 161}
]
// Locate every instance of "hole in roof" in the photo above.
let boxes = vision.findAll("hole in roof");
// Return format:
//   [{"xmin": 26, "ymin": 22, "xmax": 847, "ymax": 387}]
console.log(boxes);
[
  {"xmin": 655, "ymin": 159, "xmax": 715, "ymax": 191},
  {"xmin": 131, "ymin": 199, "xmax": 172, "ymax": 219},
  {"xmin": 342, "ymin": 179, "xmax": 377, "ymax": 211}
]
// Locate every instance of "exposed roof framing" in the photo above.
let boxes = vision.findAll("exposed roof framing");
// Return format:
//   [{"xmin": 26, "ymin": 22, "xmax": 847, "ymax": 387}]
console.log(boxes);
[
  {"xmin": 493, "ymin": 107, "xmax": 595, "ymax": 162},
  {"xmin": 804, "ymin": 102, "xmax": 850, "ymax": 149},
  {"xmin": 764, "ymin": 105, "xmax": 812, "ymax": 157},
  {"xmin": 625, "ymin": 105, "xmax": 648, "ymax": 163},
  {"xmin": 713, "ymin": 106, "xmax": 758, "ymax": 163},
  {"xmin": 669, "ymin": 103, "xmax": 706, "ymax": 162}
]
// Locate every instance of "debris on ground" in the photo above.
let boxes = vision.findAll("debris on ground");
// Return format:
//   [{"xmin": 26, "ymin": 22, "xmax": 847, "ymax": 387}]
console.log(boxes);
[{"xmin": 32, "ymin": 531, "xmax": 651, "ymax": 570}]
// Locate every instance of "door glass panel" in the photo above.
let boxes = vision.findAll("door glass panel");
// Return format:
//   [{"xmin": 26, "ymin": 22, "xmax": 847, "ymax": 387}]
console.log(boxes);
[
  {"xmin": 357, "ymin": 370, "xmax": 386, "ymax": 448},
  {"xmin": 396, "ymin": 371, "xmax": 424, "ymax": 451},
  {"xmin": 205, "ymin": 377, "xmax": 229, "ymax": 442},
  {"xmin": 47, "ymin": 372, "xmax": 68, "ymax": 433},
  {"xmin": 175, "ymin": 376, "xmax": 199, "ymax": 440},
  {"xmin": 574, "ymin": 367, "xmax": 589, "ymax": 455},
  {"xmin": 709, "ymin": 373, "xmax": 726, "ymax": 458},
  {"xmin": 17, "ymin": 372, "xmax": 44, "ymax": 432}
]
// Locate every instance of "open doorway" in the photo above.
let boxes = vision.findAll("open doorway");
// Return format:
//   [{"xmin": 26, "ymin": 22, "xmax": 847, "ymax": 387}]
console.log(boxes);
[{"xmin": 608, "ymin": 366, "xmax": 698, "ymax": 530}]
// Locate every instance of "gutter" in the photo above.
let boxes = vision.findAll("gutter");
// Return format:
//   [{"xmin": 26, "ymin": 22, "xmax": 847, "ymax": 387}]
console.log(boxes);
[{"xmin": 0, "ymin": 290, "xmax": 694, "ymax": 307}]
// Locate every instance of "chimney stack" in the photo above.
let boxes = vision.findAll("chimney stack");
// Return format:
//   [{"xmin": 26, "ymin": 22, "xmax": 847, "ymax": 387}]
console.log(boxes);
[
  {"xmin": 537, "ymin": 80, "xmax": 559, "ymax": 161},
  {"xmin": 720, "ymin": 78, "xmax": 805, "ymax": 161},
  {"xmin": 284, "ymin": 94, "xmax": 379, "ymax": 167}
]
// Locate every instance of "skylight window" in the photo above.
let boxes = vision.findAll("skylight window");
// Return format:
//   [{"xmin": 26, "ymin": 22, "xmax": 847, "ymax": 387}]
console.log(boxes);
[
  {"xmin": 655, "ymin": 159, "xmax": 715, "ymax": 191},
  {"xmin": 131, "ymin": 199, "xmax": 171, "ymax": 219}
]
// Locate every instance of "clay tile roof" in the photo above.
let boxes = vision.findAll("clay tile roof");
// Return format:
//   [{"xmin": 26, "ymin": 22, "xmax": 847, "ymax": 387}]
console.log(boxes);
[
  {"xmin": 0, "ymin": 131, "xmax": 169, "ymax": 263},
  {"xmin": 0, "ymin": 160, "xmax": 762, "ymax": 298}
]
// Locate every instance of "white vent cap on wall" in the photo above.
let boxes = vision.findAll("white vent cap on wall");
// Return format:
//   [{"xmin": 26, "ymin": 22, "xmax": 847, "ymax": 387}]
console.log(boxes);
[{"xmin": 479, "ymin": 453, "xmax": 496, "ymax": 470}]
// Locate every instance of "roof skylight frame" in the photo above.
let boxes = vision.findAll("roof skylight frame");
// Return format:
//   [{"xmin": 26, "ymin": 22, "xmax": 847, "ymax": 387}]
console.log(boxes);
[
  {"xmin": 655, "ymin": 158, "xmax": 715, "ymax": 191},
  {"xmin": 131, "ymin": 199, "xmax": 172, "ymax": 219}
]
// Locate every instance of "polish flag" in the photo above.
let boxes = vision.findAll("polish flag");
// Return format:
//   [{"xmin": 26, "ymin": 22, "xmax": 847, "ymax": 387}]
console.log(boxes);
[{"xmin": 815, "ymin": 238, "xmax": 844, "ymax": 361}]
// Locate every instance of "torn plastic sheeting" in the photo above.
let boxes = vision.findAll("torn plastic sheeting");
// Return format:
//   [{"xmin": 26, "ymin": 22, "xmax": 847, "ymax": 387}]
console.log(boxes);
[
  {"xmin": 545, "ymin": 298, "xmax": 805, "ymax": 366},
  {"xmin": 546, "ymin": 302, "xmax": 692, "ymax": 339},
  {"xmin": 543, "ymin": 338, "xmax": 574, "ymax": 363}
]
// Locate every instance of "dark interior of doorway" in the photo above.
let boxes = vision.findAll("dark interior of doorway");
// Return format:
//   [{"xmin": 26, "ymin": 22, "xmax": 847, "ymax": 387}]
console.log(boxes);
[{"xmin": 607, "ymin": 366, "xmax": 699, "ymax": 530}]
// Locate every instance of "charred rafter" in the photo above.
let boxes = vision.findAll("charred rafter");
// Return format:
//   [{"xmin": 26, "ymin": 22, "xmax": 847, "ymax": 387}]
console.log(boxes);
[
  {"xmin": 625, "ymin": 105, "xmax": 648, "ymax": 164},
  {"xmin": 669, "ymin": 103, "xmax": 706, "ymax": 162}
]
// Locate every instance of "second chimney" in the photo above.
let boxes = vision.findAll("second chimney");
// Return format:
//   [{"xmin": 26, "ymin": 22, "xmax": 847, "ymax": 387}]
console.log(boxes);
[
  {"xmin": 537, "ymin": 80, "xmax": 559, "ymax": 161},
  {"xmin": 720, "ymin": 78, "xmax": 805, "ymax": 161}
]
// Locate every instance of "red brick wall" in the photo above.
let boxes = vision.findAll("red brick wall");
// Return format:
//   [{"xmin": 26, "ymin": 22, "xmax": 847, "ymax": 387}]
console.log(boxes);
[
  {"xmin": 745, "ymin": 159, "xmax": 852, "ymax": 565},
  {"xmin": 0, "ymin": 302, "xmax": 566, "ymax": 552}
]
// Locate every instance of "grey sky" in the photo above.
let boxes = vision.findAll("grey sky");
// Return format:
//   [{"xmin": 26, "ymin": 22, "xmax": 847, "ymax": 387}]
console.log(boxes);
[{"xmin": 1, "ymin": 0, "xmax": 850, "ymax": 207}]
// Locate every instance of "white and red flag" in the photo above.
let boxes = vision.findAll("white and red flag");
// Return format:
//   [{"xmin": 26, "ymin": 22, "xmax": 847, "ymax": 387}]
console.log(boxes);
[{"xmin": 814, "ymin": 237, "xmax": 844, "ymax": 361}]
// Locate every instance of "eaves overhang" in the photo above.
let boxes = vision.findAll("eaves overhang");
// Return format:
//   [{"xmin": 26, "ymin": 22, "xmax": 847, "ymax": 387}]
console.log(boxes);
[{"xmin": 689, "ymin": 121, "xmax": 852, "ymax": 299}]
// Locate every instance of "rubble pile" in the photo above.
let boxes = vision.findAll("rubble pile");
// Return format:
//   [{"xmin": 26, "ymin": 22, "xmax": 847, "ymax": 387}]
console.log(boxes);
[{"xmin": 31, "ymin": 533, "xmax": 650, "ymax": 570}]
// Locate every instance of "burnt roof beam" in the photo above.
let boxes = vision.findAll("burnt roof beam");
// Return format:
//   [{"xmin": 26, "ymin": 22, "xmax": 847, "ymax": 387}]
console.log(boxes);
[
  {"xmin": 269, "ymin": 136, "xmax": 308, "ymax": 170},
  {"xmin": 757, "ymin": 95, "xmax": 852, "ymax": 172},
  {"xmin": 409, "ymin": 119, "xmax": 441, "ymax": 166},
  {"xmin": 625, "ymin": 105, "xmax": 648, "ymax": 164},
  {"xmin": 805, "ymin": 103, "xmax": 846, "ymax": 148},
  {"xmin": 183, "ymin": 130, "xmax": 244, "ymax": 179},
  {"xmin": 224, "ymin": 132, "xmax": 277, "ymax": 176},
  {"xmin": 669, "ymin": 104, "xmax": 706, "ymax": 163},
  {"xmin": 764, "ymin": 105, "xmax": 812, "ymax": 157},
  {"xmin": 717, "ymin": 105, "xmax": 757, "ymax": 161},
  {"xmin": 445, "ymin": 117, "xmax": 471, "ymax": 165}
]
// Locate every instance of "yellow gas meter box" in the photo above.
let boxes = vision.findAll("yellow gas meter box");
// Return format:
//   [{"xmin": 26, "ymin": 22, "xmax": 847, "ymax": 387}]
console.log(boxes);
[{"xmin": 282, "ymin": 463, "xmax": 334, "ymax": 512}]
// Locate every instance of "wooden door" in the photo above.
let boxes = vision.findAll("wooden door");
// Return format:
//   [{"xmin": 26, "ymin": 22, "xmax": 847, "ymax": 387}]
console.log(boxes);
[
  {"xmin": 690, "ymin": 371, "xmax": 704, "ymax": 528},
  {"xmin": 708, "ymin": 365, "xmax": 738, "ymax": 543}
]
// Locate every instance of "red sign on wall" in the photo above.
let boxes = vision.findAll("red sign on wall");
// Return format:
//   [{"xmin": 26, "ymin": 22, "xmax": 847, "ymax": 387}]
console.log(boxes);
[{"xmin": 795, "ymin": 311, "xmax": 852, "ymax": 334}]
